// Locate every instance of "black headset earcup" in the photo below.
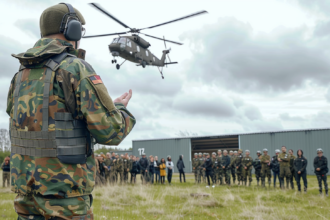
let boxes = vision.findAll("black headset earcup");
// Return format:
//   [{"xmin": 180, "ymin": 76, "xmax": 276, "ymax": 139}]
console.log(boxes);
[{"xmin": 64, "ymin": 19, "xmax": 82, "ymax": 41}]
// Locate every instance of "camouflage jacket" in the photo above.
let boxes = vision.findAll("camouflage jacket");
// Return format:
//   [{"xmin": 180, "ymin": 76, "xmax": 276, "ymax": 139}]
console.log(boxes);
[
  {"xmin": 260, "ymin": 155, "xmax": 271, "ymax": 169},
  {"xmin": 192, "ymin": 158, "xmax": 199, "ymax": 170},
  {"xmin": 7, "ymin": 38, "xmax": 136, "ymax": 198},
  {"xmin": 241, "ymin": 156, "xmax": 253, "ymax": 169},
  {"xmin": 278, "ymin": 152, "xmax": 290, "ymax": 167},
  {"xmin": 123, "ymin": 158, "xmax": 129, "ymax": 172}
]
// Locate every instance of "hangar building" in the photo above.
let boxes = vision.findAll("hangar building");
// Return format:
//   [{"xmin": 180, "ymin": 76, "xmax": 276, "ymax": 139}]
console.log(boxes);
[{"xmin": 132, "ymin": 128, "xmax": 330, "ymax": 175}]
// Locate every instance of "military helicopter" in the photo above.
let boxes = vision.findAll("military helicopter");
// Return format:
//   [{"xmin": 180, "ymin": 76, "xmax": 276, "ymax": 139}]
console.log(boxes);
[{"xmin": 83, "ymin": 3, "xmax": 208, "ymax": 79}]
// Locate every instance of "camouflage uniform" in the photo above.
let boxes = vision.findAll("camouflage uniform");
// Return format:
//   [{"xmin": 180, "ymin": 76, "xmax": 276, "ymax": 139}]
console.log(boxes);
[
  {"xmin": 278, "ymin": 152, "xmax": 291, "ymax": 189},
  {"xmin": 197, "ymin": 154, "xmax": 204, "ymax": 183},
  {"xmin": 242, "ymin": 156, "xmax": 253, "ymax": 186},
  {"xmin": 260, "ymin": 155, "xmax": 271, "ymax": 187},
  {"xmin": 211, "ymin": 155, "xmax": 217, "ymax": 184},
  {"xmin": 192, "ymin": 155, "xmax": 199, "ymax": 183},
  {"xmin": 217, "ymin": 155, "xmax": 224, "ymax": 184},
  {"xmin": 289, "ymin": 155, "xmax": 296, "ymax": 189},
  {"xmin": 235, "ymin": 151, "xmax": 244, "ymax": 185},
  {"xmin": 220, "ymin": 154, "xmax": 231, "ymax": 185},
  {"xmin": 104, "ymin": 158, "xmax": 111, "ymax": 184},
  {"xmin": 253, "ymin": 156, "xmax": 261, "ymax": 186},
  {"xmin": 123, "ymin": 158, "xmax": 129, "ymax": 183},
  {"xmin": 116, "ymin": 157, "xmax": 124, "ymax": 184},
  {"xmin": 7, "ymin": 38, "xmax": 136, "ymax": 219},
  {"xmin": 202, "ymin": 153, "xmax": 207, "ymax": 183},
  {"xmin": 230, "ymin": 154, "xmax": 236, "ymax": 184}
]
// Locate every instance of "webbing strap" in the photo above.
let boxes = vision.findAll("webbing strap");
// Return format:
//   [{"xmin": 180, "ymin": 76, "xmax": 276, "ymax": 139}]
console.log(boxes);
[
  {"xmin": 12, "ymin": 145, "xmax": 86, "ymax": 157},
  {"xmin": 54, "ymin": 112, "xmax": 73, "ymax": 121},
  {"xmin": 57, "ymin": 145, "xmax": 86, "ymax": 155},
  {"xmin": 11, "ymin": 130, "xmax": 55, "ymax": 140},
  {"xmin": 13, "ymin": 71, "xmax": 23, "ymax": 123},
  {"xmin": 56, "ymin": 137, "xmax": 86, "ymax": 146},
  {"xmin": 55, "ymin": 120, "xmax": 85, "ymax": 129},
  {"xmin": 11, "ymin": 137, "xmax": 57, "ymax": 148},
  {"xmin": 56, "ymin": 129, "xmax": 86, "ymax": 138},
  {"xmin": 42, "ymin": 53, "xmax": 69, "ymax": 131}
]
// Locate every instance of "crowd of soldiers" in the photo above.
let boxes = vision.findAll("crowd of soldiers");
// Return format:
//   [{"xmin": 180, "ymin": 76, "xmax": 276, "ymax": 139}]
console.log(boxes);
[{"xmin": 192, "ymin": 146, "xmax": 329, "ymax": 196}]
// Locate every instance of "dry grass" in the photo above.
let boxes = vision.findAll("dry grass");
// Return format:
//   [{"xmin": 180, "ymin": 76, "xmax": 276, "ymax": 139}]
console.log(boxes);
[{"xmin": 0, "ymin": 171, "xmax": 330, "ymax": 219}]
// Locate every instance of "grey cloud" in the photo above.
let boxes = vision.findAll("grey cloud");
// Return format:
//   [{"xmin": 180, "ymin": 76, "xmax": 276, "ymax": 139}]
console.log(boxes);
[
  {"xmin": 180, "ymin": 17, "xmax": 330, "ymax": 93},
  {"xmin": 242, "ymin": 105, "xmax": 262, "ymax": 121},
  {"xmin": 14, "ymin": 19, "xmax": 39, "ymax": 39},
  {"xmin": 279, "ymin": 113, "xmax": 304, "ymax": 121},
  {"xmin": 295, "ymin": 0, "xmax": 330, "ymax": 17},
  {"xmin": 325, "ymin": 88, "xmax": 330, "ymax": 103}
]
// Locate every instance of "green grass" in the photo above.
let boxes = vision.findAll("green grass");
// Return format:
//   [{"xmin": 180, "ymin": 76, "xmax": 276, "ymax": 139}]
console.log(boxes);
[{"xmin": 1, "ymin": 171, "xmax": 330, "ymax": 219}]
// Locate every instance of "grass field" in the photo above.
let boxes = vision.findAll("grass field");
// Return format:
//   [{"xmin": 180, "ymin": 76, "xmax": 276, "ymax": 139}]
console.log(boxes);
[{"xmin": 0, "ymin": 171, "xmax": 329, "ymax": 220}]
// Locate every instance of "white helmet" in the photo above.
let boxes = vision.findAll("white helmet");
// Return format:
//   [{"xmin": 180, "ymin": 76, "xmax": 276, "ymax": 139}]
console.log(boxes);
[
  {"xmin": 275, "ymin": 149, "xmax": 280, "ymax": 153},
  {"xmin": 317, "ymin": 148, "xmax": 323, "ymax": 153}
]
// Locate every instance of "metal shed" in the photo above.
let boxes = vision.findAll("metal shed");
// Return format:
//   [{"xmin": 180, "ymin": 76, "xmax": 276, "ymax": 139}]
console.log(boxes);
[{"xmin": 132, "ymin": 128, "xmax": 330, "ymax": 174}]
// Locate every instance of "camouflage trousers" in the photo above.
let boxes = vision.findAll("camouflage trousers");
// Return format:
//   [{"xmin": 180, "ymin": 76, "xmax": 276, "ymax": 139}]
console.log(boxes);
[
  {"xmin": 236, "ymin": 166, "xmax": 243, "ymax": 183},
  {"xmin": 231, "ymin": 167, "xmax": 236, "ymax": 183},
  {"xmin": 197, "ymin": 169, "xmax": 203, "ymax": 183},
  {"xmin": 15, "ymin": 194, "xmax": 93, "ymax": 220},
  {"xmin": 116, "ymin": 171, "xmax": 123, "ymax": 184},
  {"xmin": 215, "ymin": 169, "xmax": 223, "ymax": 184},
  {"xmin": 221, "ymin": 169, "xmax": 231, "ymax": 185},
  {"xmin": 242, "ymin": 167, "xmax": 252, "ymax": 184},
  {"xmin": 255, "ymin": 169, "xmax": 261, "ymax": 182},
  {"xmin": 123, "ymin": 172, "xmax": 128, "ymax": 183},
  {"xmin": 279, "ymin": 166, "xmax": 291, "ymax": 189},
  {"xmin": 192, "ymin": 169, "xmax": 198, "ymax": 183},
  {"xmin": 317, "ymin": 174, "xmax": 328, "ymax": 193},
  {"xmin": 2, "ymin": 171, "xmax": 10, "ymax": 187},
  {"xmin": 261, "ymin": 167, "xmax": 271, "ymax": 187},
  {"xmin": 202, "ymin": 169, "xmax": 206, "ymax": 183}
]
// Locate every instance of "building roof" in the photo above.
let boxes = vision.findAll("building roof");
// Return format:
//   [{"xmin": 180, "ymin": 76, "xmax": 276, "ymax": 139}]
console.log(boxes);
[{"xmin": 132, "ymin": 127, "xmax": 330, "ymax": 142}]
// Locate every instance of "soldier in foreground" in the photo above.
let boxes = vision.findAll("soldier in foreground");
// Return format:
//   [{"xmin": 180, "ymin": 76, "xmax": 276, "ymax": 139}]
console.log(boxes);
[
  {"xmin": 314, "ymin": 149, "xmax": 328, "ymax": 196},
  {"xmin": 278, "ymin": 146, "xmax": 291, "ymax": 189},
  {"xmin": 260, "ymin": 149, "xmax": 271, "ymax": 187},
  {"xmin": 242, "ymin": 150, "xmax": 253, "ymax": 186},
  {"xmin": 7, "ymin": 3, "xmax": 136, "ymax": 219},
  {"xmin": 253, "ymin": 151, "xmax": 262, "ymax": 186}
]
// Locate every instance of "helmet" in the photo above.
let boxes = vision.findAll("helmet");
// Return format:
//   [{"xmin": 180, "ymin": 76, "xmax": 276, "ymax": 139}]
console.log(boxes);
[
  {"xmin": 218, "ymin": 150, "xmax": 222, "ymax": 152},
  {"xmin": 203, "ymin": 153, "xmax": 207, "ymax": 155},
  {"xmin": 317, "ymin": 148, "xmax": 323, "ymax": 153},
  {"xmin": 199, "ymin": 152, "xmax": 202, "ymax": 155},
  {"xmin": 229, "ymin": 150, "xmax": 233, "ymax": 153},
  {"xmin": 263, "ymin": 148, "xmax": 268, "ymax": 152},
  {"xmin": 234, "ymin": 151, "xmax": 237, "ymax": 153},
  {"xmin": 141, "ymin": 153, "xmax": 146, "ymax": 156},
  {"xmin": 238, "ymin": 149, "xmax": 243, "ymax": 152},
  {"xmin": 194, "ymin": 153, "xmax": 198, "ymax": 155},
  {"xmin": 223, "ymin": 150, "xmax": 228, "ymax": 153},
  {"xmin": 212, "ymin": 152, "xmax": 216, "ymax": 155},
  {"xmin": 245, "ymin": 150, "xmax": 250, "ymax": 153},
  {"xmin": 275, "ymin": 149, "xmax": 280, "ymax": 153},
  {"xmin": 257, "ymin": 151, "xmax": 261, "ymax": 154}
]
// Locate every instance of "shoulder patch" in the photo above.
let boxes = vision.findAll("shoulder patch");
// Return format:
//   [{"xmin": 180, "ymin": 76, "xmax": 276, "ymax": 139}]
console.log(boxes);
[{"xmin": 89, "ymin": 75, "xmax": 103, "ymax": 84}]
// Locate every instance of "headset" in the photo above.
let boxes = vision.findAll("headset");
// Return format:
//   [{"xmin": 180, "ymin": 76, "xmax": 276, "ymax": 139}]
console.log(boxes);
[{"xmin": 59, "ymin": 3, "xmax": 82, "ymax": 43}]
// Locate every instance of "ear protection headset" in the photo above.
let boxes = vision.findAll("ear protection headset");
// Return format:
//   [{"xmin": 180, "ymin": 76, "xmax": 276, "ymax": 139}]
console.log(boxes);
[{"xmin": 59, "ymin": 3, "xmax": 82, "ymax": 43}]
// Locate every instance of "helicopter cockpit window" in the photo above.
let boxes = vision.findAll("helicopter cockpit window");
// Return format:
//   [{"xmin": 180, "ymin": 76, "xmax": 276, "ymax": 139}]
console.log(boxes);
[
  {"xmin": 127, "ymin": 40, "xmax": 132, "ymax": 47},
  {"xmin": 146, "ymin": 50, "xmax": 149, "ymax": 56},
  {"xmin": 137, "ymin": 46, "xmax": 140, "ymax": 52},
  {"xmin": 112, "ymin": 38, "xmax": 119, "ymax": 44},
  {"xmin": 119, "ymin": 38, "xmax": 126, "ymax": 44}
]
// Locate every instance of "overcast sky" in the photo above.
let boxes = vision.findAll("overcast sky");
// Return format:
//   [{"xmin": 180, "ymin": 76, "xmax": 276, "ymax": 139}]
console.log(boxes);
[{"xmin": 1, "ymin": 0, "xmax": 330, "ymax": 149}]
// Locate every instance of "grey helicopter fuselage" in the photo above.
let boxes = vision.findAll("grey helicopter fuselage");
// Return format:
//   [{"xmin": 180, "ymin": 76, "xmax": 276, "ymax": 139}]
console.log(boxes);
[{"xmin": 109, "ymin": 35, "xmax": 167, "ymax": 67}]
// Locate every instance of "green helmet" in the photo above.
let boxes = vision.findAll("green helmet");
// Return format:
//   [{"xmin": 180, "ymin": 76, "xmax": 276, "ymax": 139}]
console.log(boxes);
[{"xmin": 40, "ymin": 4, "xmax": 86, "ymax": 37}]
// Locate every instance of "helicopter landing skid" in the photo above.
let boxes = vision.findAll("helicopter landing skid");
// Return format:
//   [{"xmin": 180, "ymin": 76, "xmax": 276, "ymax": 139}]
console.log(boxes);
[{"xmin": 116, "ymin": 59, "xmax": 126, "ymax": 70}]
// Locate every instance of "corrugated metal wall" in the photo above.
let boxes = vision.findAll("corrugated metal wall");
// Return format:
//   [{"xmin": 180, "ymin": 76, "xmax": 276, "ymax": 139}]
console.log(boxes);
[
  {"xmin": 133, "ymin": 138, "xmax": 191, "ymax": 173},
  {"xmin": 240, "ymin": 130, "xmax": 330, "ymax": 175}
]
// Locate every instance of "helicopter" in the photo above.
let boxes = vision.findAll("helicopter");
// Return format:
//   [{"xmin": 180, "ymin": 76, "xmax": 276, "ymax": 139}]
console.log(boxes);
[{"xmin": 83, "ymin": 3, "xmax": 208, "ymax": 79}]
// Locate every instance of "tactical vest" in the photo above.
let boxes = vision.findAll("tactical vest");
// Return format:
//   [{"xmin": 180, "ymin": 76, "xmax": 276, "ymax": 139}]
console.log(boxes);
[{"xmin": 10, "ymin": 53, "xmax": 92, "ymax": 164}]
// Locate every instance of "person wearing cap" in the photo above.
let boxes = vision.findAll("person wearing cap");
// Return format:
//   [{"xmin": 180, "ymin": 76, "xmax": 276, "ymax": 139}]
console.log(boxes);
[
  {"xmin": 234, "ymin": 149, "xmax": 244, "ymax": 185},
  {"xmin": 294, "ymin": 149, "xmax": 308, "ymax": 193},
  {"xmin": 314, "ymin": 149, "xmax": 328, "ymax": 196},
  {"xmin": 166, "ymin": 155, "xmax": 174, "ymax": 185},
  {"xmin": 139, "ymin": 153, "xmax": 149, "ymax": 184},
  {"xmin": 242, "ymin": 150, "xmax": 253, "ymax": 186},
  {"xmin": 1, "ymin": 156, "xmax": 10, "ymax": 188},
  {"xmin": 192, "ymin": 153, "xmax": 199, "ymax": 183},
  {"xmin": 260, "ymin": 149, "xmax": 271, "ymax": 187},
  {"xmin": 271, "ymin": 149, "xmax": 281, "ymax": 188},
  {"xmin": 220, "ymin": 150, "xmax": 231, "ymax": 186},
  {"xmin": 288, "ymin": 149, "xmax": 296, "ymax": 189},
  {"xmin": 197, "ymin": 153, "xmax": 204, "ymax": 184},
  {"xmin": 253, "ymin": 151, "xmax": 262, "ymax": 186},
  {"xmin": 7, "ymin": 3, "xmax": 137, "ymax": 219},
  {"xmin": 278, "ymin": 146, "xmax": 291, "ymax": 189}
]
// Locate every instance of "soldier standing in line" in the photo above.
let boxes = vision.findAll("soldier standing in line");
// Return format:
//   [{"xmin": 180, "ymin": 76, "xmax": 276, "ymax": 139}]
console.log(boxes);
[
  {"xmin": 294, "ymin": 149, "xmax": 308, "ymax": 193},
  {"xmin": 217, "ymin": 150, "xmax": 223, "ymax": 185},
  {"xmin": 123, "ymin": 155, "xmax": 129, "ymax": 184},
  {"xmin": 130, "ymin": 156, "xmax": 139, "ymax": 184},
  {"xmin": 128, "ymin": 155, "xmax": 133, "ymax": 183},
  {"xmin": 202, "ymin": 153, "xmax": 207, "ymax": 183},
  {"xmin": 220, "ymin": 150, "xmax": 231, "ymax": 186},
  {"xmin": 117, "ymin": 154, "xmax": 124, "ymax": 184},
  {"xmin": 278, "ymin": 146, "xmax": 291, "ymax": 189},
  {"xmin": 242, "ymin": 150, "xmax": 253, "ymax": 186},
  {"xmin": 198, "ymin": 152, "xmax": 204, "ymax": 184},
  {"xmin": 288, "ymin": 149, "xmax": 296, "ymax": 189},
  {"xmin": 139, "ymin": 153, "xmax": 149, "ymax": 184},
  {"xmin": 260, "ymin": 149, "xmax": 271, "ymax": 187},
  {"xmin": 111, "ymin": 152, "xmax": 116, "ymax": 160},
  {"xmin": 230, "ymin": 151, "xmax": 237, "ymax": 184},
  {"xmin": 253, "ymin": 151, "xmax": 262, "ymax": 186},
  {"xmin": 114, "ymin": 153, "xmax": 119, "ymax": 183},
  {"xmin": 314, "ymin": 148, "xmax": 328, "ymax": 196},
  {"xmin": 104, "ymin": 153, "xmax": 112, "ymax": 184},
  {"xmin": 235, "ymin": 149, "xmax": 244, "ymax": 185},
  {"xmin": 211, "ymin": 152, "xmax": 217, "ymax": 184},
  {"xmin": 192, "ymin": 153, "xmax": 199, "ymax": 184}
]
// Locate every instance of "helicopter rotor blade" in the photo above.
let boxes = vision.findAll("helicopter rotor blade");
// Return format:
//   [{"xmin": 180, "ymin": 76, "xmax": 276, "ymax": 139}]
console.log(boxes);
[
  {"xmin": 139, "ymin": 10, "xmax": 208, "ymax": 31},
  {"xmin": 89, "ymin": 3, "xmax": 131, "ymax": 29},
  {"xmin": 141, "ymin": 33, "xmax": 183, "ymax": 45},
  {"xmin": 83, "ymin": 32, "xmax": 128, "ymax": 38}
]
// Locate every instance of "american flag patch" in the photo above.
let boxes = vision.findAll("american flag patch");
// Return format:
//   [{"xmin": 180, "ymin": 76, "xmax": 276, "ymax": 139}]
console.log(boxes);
[{"xmin": 89, "ymin": 75, "xmax": 103, "ymax": 84}]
